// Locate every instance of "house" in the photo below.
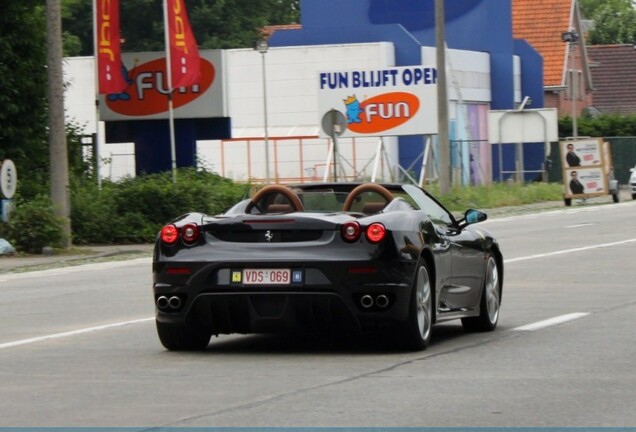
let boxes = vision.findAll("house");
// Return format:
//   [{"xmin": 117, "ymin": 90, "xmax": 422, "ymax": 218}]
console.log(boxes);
[
  {"xmin": 586, "ymin": 44, "xmax": 636, "ymax": 115},
  {"xmin": 512, "ymin": 0, "xmax": 594, "ymax": 118}
]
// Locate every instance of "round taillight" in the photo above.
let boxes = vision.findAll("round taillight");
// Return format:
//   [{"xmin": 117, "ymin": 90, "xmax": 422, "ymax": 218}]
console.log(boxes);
[
  {"xmin": 341, "ymin": 221, "xmax": 362, "ymax": 242},
  {"xmin": 181, "ymin": 223, "xmax": 200, "ymax": 244},
  {"xmin": 366, "ymin": 223, "xmax": 386, "ymax": 243},
  {"xmin": 161, "ymin": 224, "xmax": 179, "ymax": 245}
]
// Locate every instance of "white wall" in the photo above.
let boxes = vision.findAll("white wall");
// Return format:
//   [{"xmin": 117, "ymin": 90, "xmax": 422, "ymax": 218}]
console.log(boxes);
[
  {"xmin": 198, "ymin": 42, "xmax": 400, "ymax": 182},
  {"xmin": 421, "ymin": 46, "xmax": 492, "ymax": 106},
  {"xmin": 63, "ymin": 57, "xmax": 135, "ymax": 181}
]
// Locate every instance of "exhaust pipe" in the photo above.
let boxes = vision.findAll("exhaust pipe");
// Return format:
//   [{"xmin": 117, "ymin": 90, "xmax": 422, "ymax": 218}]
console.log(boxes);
[
  {"xmin": 375, "ymin": 294, "xmax": 389, "ymax": 308},
  {"xmin": 360, "ymin": 294, "xmax": 374, "ymax": 309},
  {"xmin": 168, "ymin": 296, "xmax": 182, "ymax": 310},
  {"xmin": 156, "ymin": 296, "xmax": 169, "ymax": 310}
]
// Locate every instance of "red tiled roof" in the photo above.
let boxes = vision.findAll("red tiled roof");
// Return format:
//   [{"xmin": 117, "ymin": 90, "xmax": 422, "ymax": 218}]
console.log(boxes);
[
  {"xmin": 587, "ymin": 44, "xmax": 636, "ymax": 114},
  {"xmin": 512, "ymin": 0, "xmax": 573, "ymax": 87}
]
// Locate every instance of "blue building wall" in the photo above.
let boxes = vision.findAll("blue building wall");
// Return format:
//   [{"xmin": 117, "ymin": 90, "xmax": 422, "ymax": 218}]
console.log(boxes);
[{"xmin": 270, "ymin": 0, "xmax": 545, "ymax": 181}]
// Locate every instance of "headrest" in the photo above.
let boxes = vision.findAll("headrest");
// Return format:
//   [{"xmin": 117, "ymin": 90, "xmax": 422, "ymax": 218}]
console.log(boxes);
[{"xmin": 361, "ymin": 202, "xmax": 386, "ymax": 214}]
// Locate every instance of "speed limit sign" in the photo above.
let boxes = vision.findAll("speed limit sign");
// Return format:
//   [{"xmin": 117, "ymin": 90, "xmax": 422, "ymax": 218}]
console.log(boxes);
[{"xmin": 0, "ymin": 159, "xmax": 17, "ymax": 199}]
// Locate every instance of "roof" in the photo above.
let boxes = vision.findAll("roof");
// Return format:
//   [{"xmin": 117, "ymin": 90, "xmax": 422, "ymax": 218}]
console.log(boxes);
[
  {"xmin": 511, "ymin": 0, "xmax": 573, "ymax": 87},
  {"xmin": 262, "ymin": 24, "xmax": 302, "ymax": 40},
  {"xmin": 586, "ymin": 44, "xmax": 636, "ymax": 114}
]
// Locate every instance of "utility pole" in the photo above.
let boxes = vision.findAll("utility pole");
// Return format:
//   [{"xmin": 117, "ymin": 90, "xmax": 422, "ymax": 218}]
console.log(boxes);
[
  {"xmin": 435, "ymin": 0, "xmax": 451, "ymax": 195},
  {"xmin": 46, "ymin": 0, "xmax": 72, "ymax": 248}
]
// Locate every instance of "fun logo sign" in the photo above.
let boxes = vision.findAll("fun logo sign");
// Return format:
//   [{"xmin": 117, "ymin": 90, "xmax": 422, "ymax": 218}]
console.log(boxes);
[
  {"xmin": 344, "ymin": 92, "xmax": 420, "ymax": 134},
  {"xmin": 318, "ymin": 66, "xmax": 438, "ymax": 137},
  {"xmin": 105, "ymin": 57, "xmax": 215, "ymax": 116}
]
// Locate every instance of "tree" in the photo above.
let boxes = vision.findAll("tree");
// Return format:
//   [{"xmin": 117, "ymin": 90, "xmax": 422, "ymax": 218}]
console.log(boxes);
[
  {"xmin": 579, "ymin": 0, "xmax": 633, "ymax": 18},
  {"xmin": 61, "ymin": 0, "xmax": 301, "ymax": 56},
  {"xmin": 0, "ymin": 0, "xmax": 50, "ymax": 198},
  {"xmin": 580, "ymin": 0, "xmax": 636, "ymax": 44},
  {"xmin": 47, "ymin": 0, "xmax": 72, "ymax": 248}
]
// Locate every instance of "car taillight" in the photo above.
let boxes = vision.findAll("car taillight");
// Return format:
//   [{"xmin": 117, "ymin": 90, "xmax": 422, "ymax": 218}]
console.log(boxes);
[
  {"xmin": 366, "ymin": 223, "xmax": 386, "ymax": 243},
  {"xmin": 181, "ymin": 223, "xmax": 200, "ymax": 244},
  {"xmin": 341, "ymin": 221, "xmax": 362, "ymax": 242},
  {"xmin": 161, "ymin": 224, "xmax": 179, "ymax": 245}
]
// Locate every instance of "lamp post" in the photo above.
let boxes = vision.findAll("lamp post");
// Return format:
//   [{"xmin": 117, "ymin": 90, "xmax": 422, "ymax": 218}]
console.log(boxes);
[
  {"xmin": 435, "ymin": 0, "xmax": 450, "ymax": 195},
  {"xmin": 255, "ymin": 40, "xmax": 271, "ymax": 183},
  {"xmin": 562, "ymin": 30, "xmax": 580, "ymax": 140}
]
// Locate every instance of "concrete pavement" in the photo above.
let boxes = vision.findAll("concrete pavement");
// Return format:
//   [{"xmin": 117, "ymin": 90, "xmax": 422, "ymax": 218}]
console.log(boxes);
[{"xmin": 0, "ymin": 243, "xmax": 154, "ymax": 275}]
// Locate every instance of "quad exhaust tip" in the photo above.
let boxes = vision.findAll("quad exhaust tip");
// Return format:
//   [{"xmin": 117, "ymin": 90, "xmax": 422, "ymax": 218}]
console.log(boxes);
[
  {"xmin": 360, "ymin": 294, "xmax": 374, "ymax": 309},
  {"xmin": 376, "ymin": 294, "xmax": 389, "ymax": 308},
  {"xmin": 359, "ymin": 294, "xmax": 390, "ymax": 309},
  {"xmin": 156, "ymin": 295, "xmax": 182, "ymax": 311}
]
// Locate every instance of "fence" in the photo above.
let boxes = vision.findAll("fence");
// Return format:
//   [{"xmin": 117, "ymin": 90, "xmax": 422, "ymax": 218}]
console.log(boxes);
[{"xmin": 196, "ymin": 135, "xmax": 400, "ymax": 184}]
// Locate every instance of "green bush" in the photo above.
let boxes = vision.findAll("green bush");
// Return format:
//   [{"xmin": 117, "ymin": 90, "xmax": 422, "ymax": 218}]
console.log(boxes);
[
  {"xmin": 70, "ymin": 181, "xmax": 118, "ymax": 245},
  {"xmin": 70, "ymin": 168, "xmax": 250, "ymax": 245},
  {"xmin": 0, "ymin": 194, "xmax": 65, "ymax": 253},
  {"xmin": 559, "ymin": 113, "xmax": 636, "ymax": 138}
]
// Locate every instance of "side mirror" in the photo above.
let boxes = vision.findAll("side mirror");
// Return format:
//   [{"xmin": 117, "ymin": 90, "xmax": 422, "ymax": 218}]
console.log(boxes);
[{"xmin": 458, "ymin": 209, "xmax": 487, "ymax": 228}]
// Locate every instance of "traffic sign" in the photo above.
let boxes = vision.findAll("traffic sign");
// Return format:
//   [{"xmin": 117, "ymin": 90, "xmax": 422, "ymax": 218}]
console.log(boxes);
[{"xmin": 0, "ymin": 159, "xmax": 17, "ymax": 199}]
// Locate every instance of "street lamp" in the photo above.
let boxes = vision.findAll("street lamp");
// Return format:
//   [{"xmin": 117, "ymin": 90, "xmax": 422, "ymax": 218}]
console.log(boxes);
[
  {"xmin": 255, "ymin": 39, "xmax": 270, "ymax": 183},
  {"xmin": 562, "ymin": 30, "xmax": 580, "ymax": 139}
]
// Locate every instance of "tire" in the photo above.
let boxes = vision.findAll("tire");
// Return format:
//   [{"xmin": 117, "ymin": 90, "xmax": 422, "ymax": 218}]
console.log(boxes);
[
  {"xmin": 401, "ymin": 260, "xmax": 433, "ymax": 350},
  {"xmin": 156, "ymin": 320, "xmax": 211, "ymax": 351},
  {"xmin": 462, "ymin": 255, "xmax": 500, "ymax": 332}
]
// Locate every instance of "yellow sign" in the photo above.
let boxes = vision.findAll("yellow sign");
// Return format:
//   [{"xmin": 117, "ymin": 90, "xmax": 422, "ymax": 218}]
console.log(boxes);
[{"xmin": 231, "ymin": 271, "xmax": 242, "ymax": 283}]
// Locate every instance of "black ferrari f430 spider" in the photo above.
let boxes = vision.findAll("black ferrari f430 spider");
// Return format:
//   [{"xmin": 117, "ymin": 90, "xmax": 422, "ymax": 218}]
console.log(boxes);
[{"xmin": 153, "ymin": 182, "xmax": 503, "ymax": 351}]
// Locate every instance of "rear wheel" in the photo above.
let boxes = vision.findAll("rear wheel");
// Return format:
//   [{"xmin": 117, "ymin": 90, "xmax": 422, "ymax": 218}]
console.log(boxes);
[
  {"xmin": 156, "ymin": 320, "xmax": 211, "ymax": 351},
  {"xmin": 462, "ymin": 255, "xmax": 500, "ymax": 332},
  {"xmin": 401, "ymin": 261, "xmax": 433, "ymax": 350}
]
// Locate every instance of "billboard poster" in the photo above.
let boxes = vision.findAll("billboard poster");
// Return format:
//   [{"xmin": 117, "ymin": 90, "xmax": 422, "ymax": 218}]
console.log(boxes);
[
  {"xmin": 317, "ymin": 66, "xmax": 438, "ymax": 138},
  {"xmin": 99, "ymin": 50, "xmax": 225, "ymax": 121},
  {"xmin": 564, "ymin": 167, "xmax": 608, "ymax": 197},
  {"xmin": 560, "ymin": 138, "xmax": 602, "ymax": 168}
]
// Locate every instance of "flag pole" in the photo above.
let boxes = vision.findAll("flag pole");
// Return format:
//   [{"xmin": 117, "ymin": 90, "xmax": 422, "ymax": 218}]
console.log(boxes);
[
  {"xmin": 92, "ymin": 0, "xmax": 102, "ymax": 189},
  {"xmin": 162, "ymin": 0, "xmax": 178, "ymax": 184}
]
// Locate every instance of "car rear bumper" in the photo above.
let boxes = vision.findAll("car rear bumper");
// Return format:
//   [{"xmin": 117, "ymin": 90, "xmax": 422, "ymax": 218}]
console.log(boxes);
[{"xmin": 153, "ymin": 258, "xmax": 415, "ymax": 335}]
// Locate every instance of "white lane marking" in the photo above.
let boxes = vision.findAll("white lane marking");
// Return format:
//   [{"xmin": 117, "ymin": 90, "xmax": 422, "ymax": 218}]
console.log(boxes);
[
  {"xmin": 0, "ymin": 317, "xmax": 153, "ymax": 350},
  {"xmin": 565, "ymin": 223, "xmax": 596, "ymax": 228},
  {"xmin": 0, "ymin": 257, "xmax": 152, "ymax": 283},
  {"xmin": 513, "ymin": 312, "xmax": 590, "ymax": 332},
  {"xmin": 504, "ymin": 238, "xmax": 636, "ymax": 264},
  {"xmin": 484, "ymin": 199, "xmax": 636, "ymax": 224}
]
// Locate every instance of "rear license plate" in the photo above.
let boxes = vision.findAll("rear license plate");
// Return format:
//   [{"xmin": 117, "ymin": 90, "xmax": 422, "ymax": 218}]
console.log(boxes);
[{"xmin": 243, "ymin": 268, "xmax": 292, "ymax": 285}]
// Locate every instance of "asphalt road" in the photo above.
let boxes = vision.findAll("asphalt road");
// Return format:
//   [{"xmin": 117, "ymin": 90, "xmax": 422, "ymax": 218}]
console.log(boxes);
[{"xmin": 1, "ymin": 199, "xmax": 635, "ymax": 427}]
